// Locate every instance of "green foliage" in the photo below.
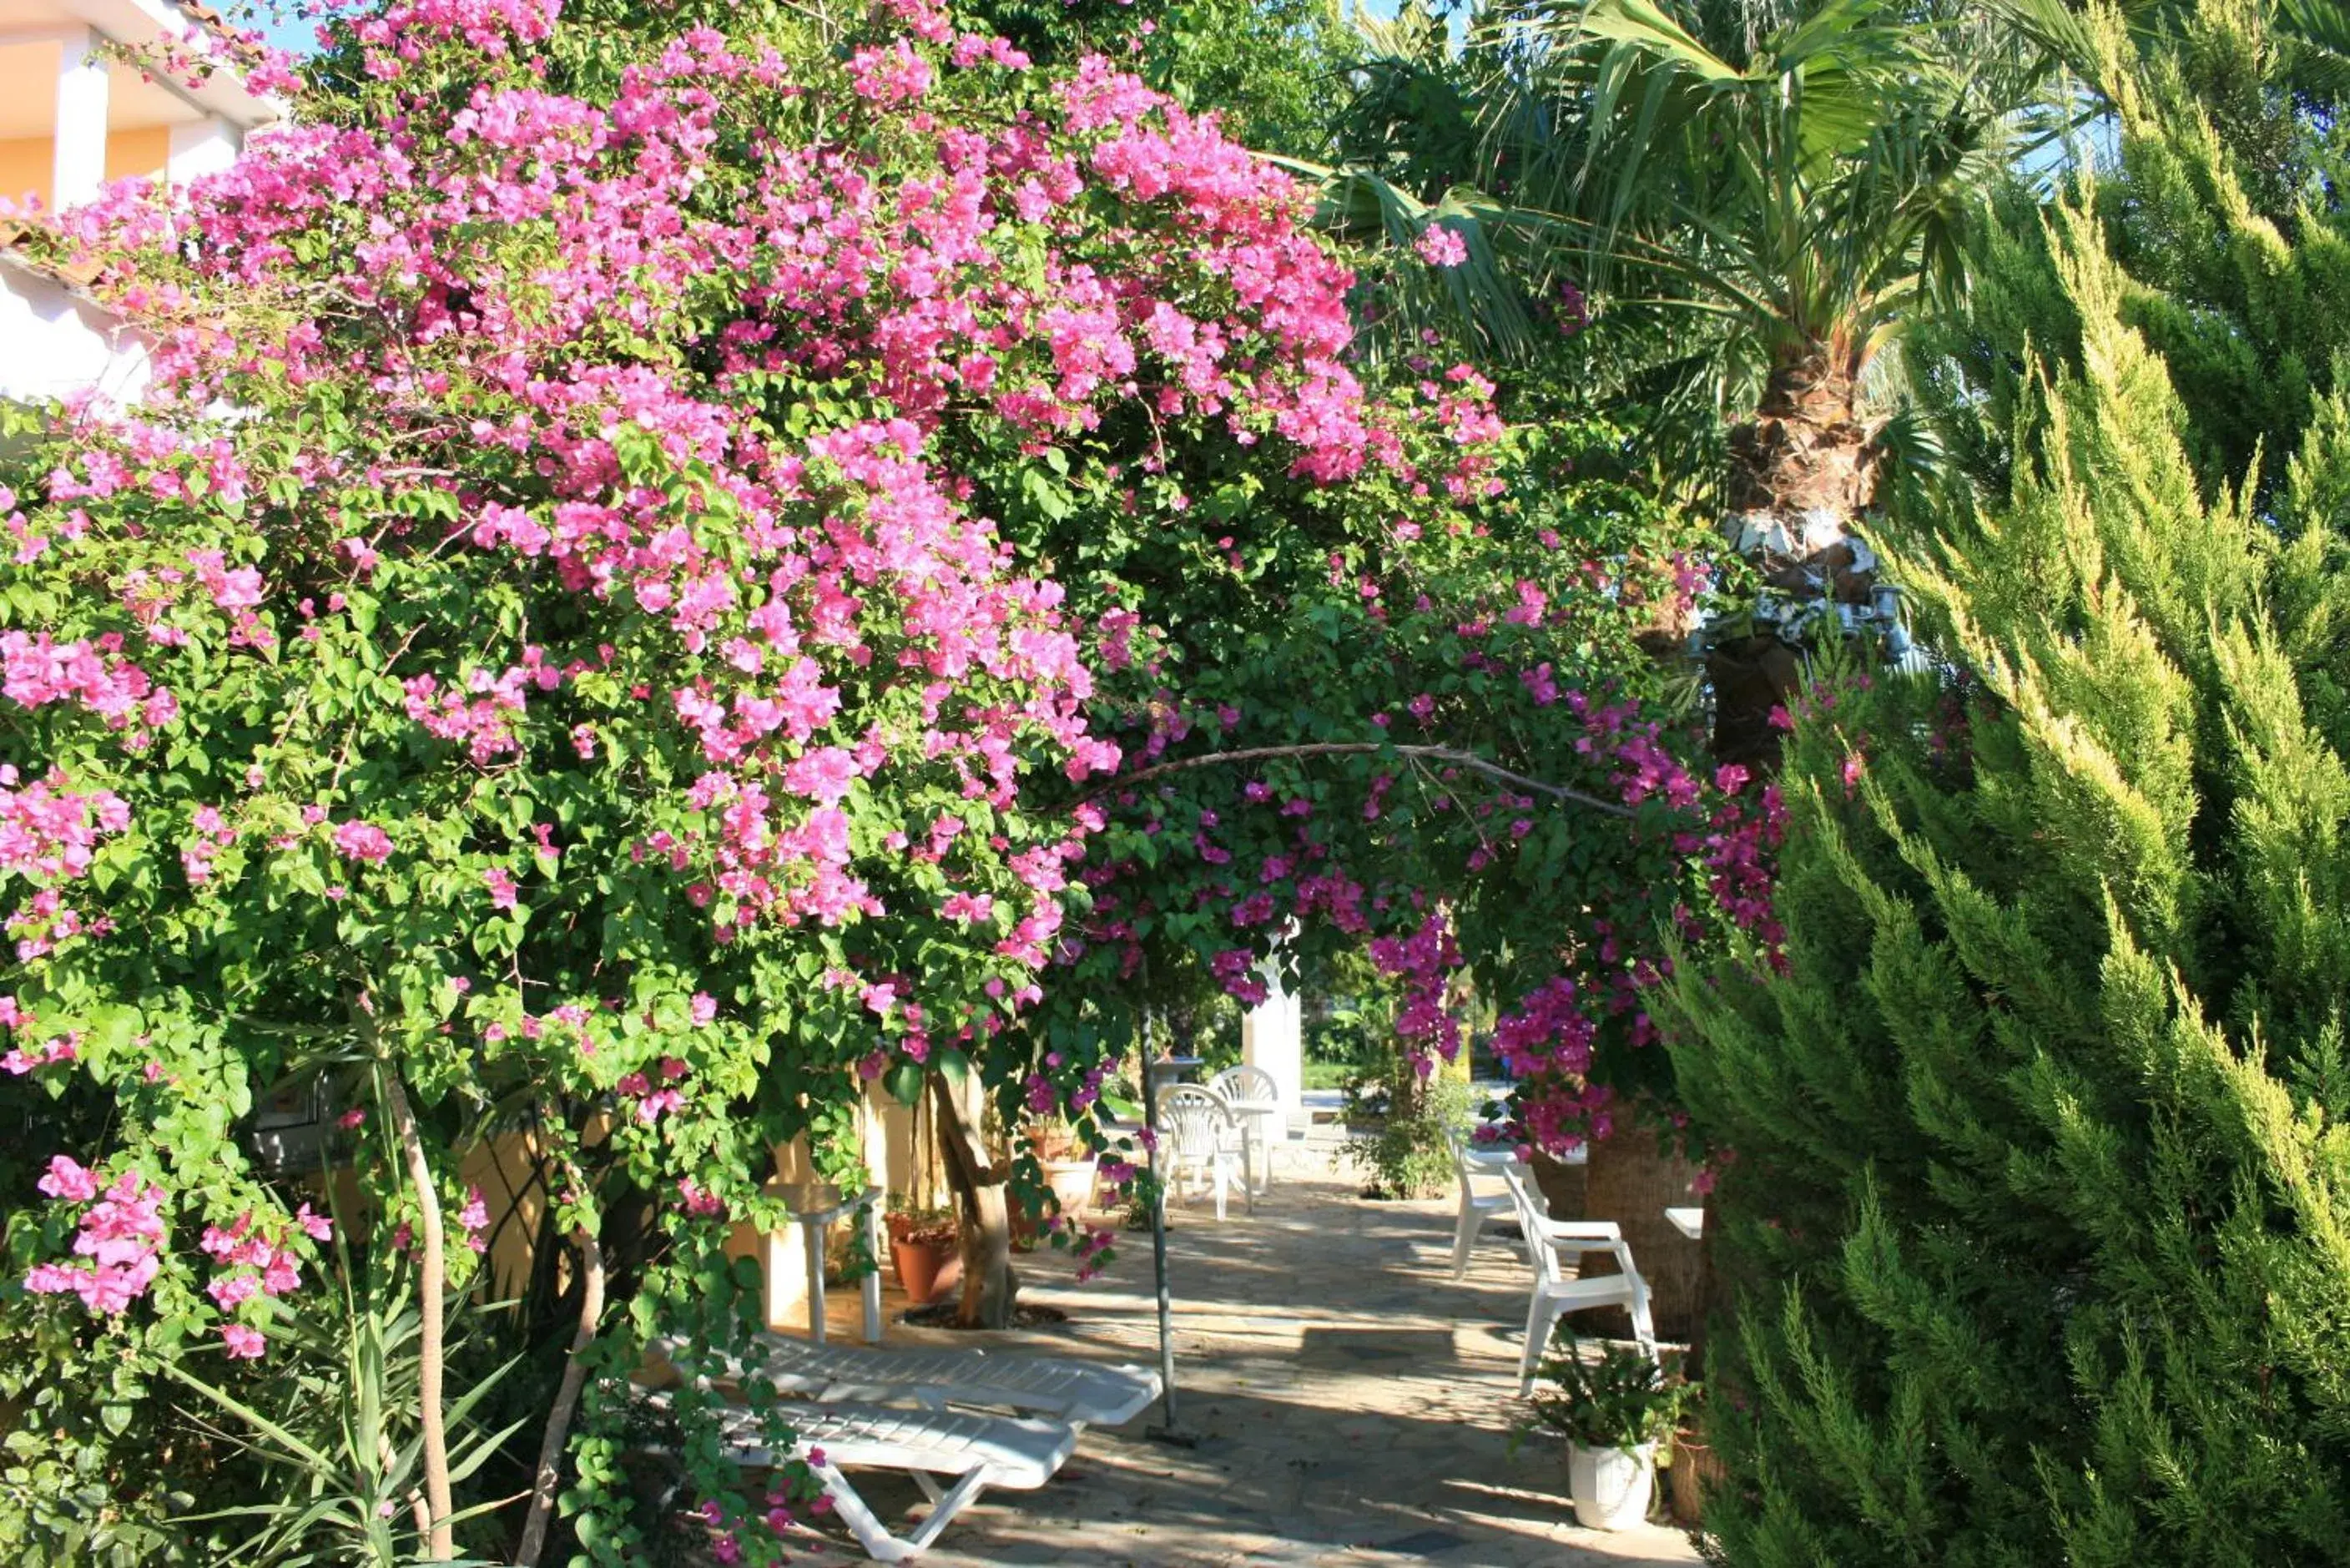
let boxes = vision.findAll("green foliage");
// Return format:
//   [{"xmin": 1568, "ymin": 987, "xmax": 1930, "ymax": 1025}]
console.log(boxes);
[
  {"xmin": 159, "ymin": 1248, "xmax": 527, "ymax": 1567},
  {"xmin": 1314, "ymin": 0, "xmax": 2045, "ymax": 481},
  {"xmin": 1523, "ymin": 1342, "xmax": 1690, "ymax": 1451},
  {"xmin": 953, "ymin": 0, "xmax": 1344, "ymax": 154},
  {"xmin": 1907, "ymin": 0, "xmax": 2350, "ymax": 511},
  {"xmin": 1662, "ymin": 171, "xmax": 2350, "ymax": 1563},
  {"xmin": 1343, "ymin": 1060, "xmax": 1470, "ymax": 1200}
]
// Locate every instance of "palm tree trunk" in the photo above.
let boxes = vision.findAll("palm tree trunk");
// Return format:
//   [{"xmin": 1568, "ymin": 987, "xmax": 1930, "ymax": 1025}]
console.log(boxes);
[
  {"xmin": 1577, "ymin": 1132, "xmax": 1706, "ymax": 1344},
  {"xmin": 1709, "ymin": 340, "xmax": 1882, "ymax": 769},
  {"xmin": 1685, "ymin": 339, "xmax": 1883, "ymax": 1369}
]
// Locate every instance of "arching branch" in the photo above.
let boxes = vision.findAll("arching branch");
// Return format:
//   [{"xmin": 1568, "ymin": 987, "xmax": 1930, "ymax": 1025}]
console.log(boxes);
[{"xmin": 1076, "ymin": 743, "xmax": 1636, "ymax": 820}]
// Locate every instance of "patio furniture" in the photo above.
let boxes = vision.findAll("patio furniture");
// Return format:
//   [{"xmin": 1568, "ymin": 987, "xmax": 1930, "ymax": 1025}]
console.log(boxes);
[
  {"xmin": 1500, "ymin": 1160, "xmax": 1658, "ymax": 1395},
  {"xmin": 1666, "ymin": 1206, "xmax": 1704, "ymax": 1242},
  {"xmin": 1209, "ymin": 1063, "xmax": 1283, "ymax": 1194},
  {"xmin": 652, "ymin": 1334, "xmax": 1162, "ymax": 1429},
  {"xmin": 656, "ymin": 1391, "xmax": 1077, "ymax": 1563},
  {"xmin": 1156, "ymin": 1082, "xmax": 1250, "ymax": 1221},
  {"xmin": 1444, "ymin": 1127, "xmax": 1522, "ymax": 1279},
  {"xmin": 766, "ymin": 1182, "xmax": 885, "ymax": 1345}
]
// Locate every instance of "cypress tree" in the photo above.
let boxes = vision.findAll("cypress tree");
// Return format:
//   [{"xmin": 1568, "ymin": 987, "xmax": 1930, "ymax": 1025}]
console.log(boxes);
[
  {"xmin": 1662, "ymin": 160, "xmax": 2350, "ymax": 1568},
  {"xmin": 1905, "ymin": 0, "xmax": 2350, "ymax": 509}
]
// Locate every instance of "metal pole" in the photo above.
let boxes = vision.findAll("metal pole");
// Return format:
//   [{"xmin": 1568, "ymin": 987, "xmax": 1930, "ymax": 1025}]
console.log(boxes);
[{"xmin": 1141, "ymin": 1016, "xmax": 1196, "ymax": 1445}]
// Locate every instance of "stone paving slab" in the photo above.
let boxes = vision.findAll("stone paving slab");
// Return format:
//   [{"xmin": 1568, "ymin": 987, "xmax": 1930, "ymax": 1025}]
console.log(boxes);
[{"xmin": 769, "ymin": 1130, "xmax": 1702, "ymax": 1567}]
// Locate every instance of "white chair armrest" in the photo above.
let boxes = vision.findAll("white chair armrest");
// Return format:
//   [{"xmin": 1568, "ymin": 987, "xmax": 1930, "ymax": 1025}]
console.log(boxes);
[{"xmin": 1530, "ymin": 1216, "xmax": 1623, "ymax": 1248}]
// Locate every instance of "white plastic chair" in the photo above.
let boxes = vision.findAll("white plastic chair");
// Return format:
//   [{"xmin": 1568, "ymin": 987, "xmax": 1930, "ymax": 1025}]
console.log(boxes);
[
  {"xmin": 1156, "ymin": 1083, "xmax": 1250, "ymax": 1221},
  {"xmin": 1444, "ymin": 1126, "xmax": 1521, "ymax": 1279},
  {"xmin": 1209, "ymin": 1064, "xmax": 1282, "ymax": 1194},
  {"xmin": 1500, "ymin": 1159, "xmax": 1657, "ymax": 1395}
]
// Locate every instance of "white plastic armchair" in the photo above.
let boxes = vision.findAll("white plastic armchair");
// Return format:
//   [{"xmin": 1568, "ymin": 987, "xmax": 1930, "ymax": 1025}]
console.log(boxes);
[
  {"xmin": 1444, "ymin": 1126, "xmax": 1521, "ymax": 1280},
  {"xmin": 1209, "ymin": 1064, "xmax": 1282, "ymax": 1194},
  {"xmin": 1499, "ymin": 1159, "xmax": 1657, "ymax": 1395},
  {"xmin": 1156, "ymin": 1083, "xmax": 1250, "ymax": 1221}
]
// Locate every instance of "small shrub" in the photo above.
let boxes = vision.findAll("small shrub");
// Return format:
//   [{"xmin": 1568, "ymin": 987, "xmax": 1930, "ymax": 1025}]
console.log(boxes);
[
  {"xmin": 1522, "ymin": 1341, "xmax": 1688, "ymax": 1451},
  {"xmin": 1344, "ymin": 1065, "xmax": 1470, "ymax": 1199}
]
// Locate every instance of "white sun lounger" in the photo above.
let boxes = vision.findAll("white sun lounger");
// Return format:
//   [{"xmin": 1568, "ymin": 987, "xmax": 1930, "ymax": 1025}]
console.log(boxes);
[
  {"xmin": 655, "ymin": 1333, "xmax": 1162, "ymax": 1428},
  {"xmin": 665, "ymin": 1394, "xmax": 1077, "ymax": 1562}
]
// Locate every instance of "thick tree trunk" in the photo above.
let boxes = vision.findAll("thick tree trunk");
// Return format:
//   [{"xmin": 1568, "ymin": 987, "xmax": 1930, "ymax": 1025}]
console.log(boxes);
[
  {"xmin": 1712, "ymin": 339, "xmax": 1883, "ymax": 769},
  {"xmin": 1576, "ymin": 1130, "xmax": 1705, "ymax": 1345},
  {"xmin": 1530, "ymin": 1149, "xmax": 1587, "ymax": 1222},
  {"xmin": 928, "ymin": 1075, "xmax": 1018, "ymax": 1329}
]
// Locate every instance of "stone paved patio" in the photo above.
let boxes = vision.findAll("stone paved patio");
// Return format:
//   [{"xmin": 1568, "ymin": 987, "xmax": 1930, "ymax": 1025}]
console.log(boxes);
[{"xmin": 776, "ymin": 1126, "xmax": 1704, "ymax": 1567}]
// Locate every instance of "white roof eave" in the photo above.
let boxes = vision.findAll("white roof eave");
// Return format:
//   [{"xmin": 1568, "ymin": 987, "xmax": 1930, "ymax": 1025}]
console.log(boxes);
[{"xmin": 68, "ymin": 0, "xmax": 289, "ymax": 129}]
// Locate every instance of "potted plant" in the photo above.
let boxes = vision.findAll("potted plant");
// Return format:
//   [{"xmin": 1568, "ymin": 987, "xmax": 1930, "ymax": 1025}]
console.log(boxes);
[
  {"xmin": 1023, "ymin": 1119, "xmax": 1100, "ymax": 1218},
  {"xmin": 1520, "ymin": 1342, "xmax": 1690, "ymax": 1531},
  {"xmin": 1667, "ymin": 1409, "xmax": 1725, "ymax": 1527},
  {"xmin": 886, "ymin": 1079, "xmax": 961, "ymax": 1303},
  {"xmin": 884, "ymin": 1197, "xmax": 961, "ymax": 1304}
]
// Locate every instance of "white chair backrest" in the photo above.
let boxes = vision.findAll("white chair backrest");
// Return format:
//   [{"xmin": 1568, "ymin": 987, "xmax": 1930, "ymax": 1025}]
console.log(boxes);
[
  {"xmin": 1211, "ymin": 1064, "xmax": 1278, "ymax": 1106},
  {"xmin": 1498, "ymin": 1160, "xmax": 1561, "ymax": 1281},
  {"xmin": 1157, "ymin": 1084, "xmax": 1233, "ymax": 1157},
  {"xmin": 1445, "ymin": 1123, "xmax": 1481, "ymax": 1185},
  {"xmin": 1500, "ymin": 1157, "xmax": 1647, "ymax": 1290}
]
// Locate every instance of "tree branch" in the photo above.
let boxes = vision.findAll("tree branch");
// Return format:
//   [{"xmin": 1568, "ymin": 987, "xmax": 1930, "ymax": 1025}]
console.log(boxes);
[
  {"xmin": 514, "ymin": 1214, "xmax": 603, "ymax": 1568},
  {"xmin": 1077, "ymin": 743, "xmax": 1636, "ymax": 819},
  {"xmin": 378, "ymin": 1040, "xmax": 456, "ymax": 1561}
]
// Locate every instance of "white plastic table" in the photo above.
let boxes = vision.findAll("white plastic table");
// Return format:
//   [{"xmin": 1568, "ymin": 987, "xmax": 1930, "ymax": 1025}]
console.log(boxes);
[
  {"xmin": 775, "ymin": 1182, "xmax": 885, "ymax": 1345},
  {"xmin": 1223, "ymin": 1097, "xmax": 1282, "ymax": 1194},
  {"xmin": 1665, "ymin": 1206, "xmax": 1704, "ymax": 1242}
]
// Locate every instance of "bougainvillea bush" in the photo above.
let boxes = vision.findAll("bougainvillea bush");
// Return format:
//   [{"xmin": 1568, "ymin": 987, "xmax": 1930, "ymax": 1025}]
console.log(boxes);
[{"xmin": 0, "ymin": 1, "xmax": 1768, "ymax": 1561}]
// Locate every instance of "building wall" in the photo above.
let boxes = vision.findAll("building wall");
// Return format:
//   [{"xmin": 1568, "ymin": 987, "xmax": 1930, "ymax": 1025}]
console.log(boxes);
[
  {"xmin": 0, "ymin": 257, "xmax": 151, "ymax": 406},
  {"xmin": 0, "ymin": 125, "xmax": 199, "ymax": 209},
  {"xmin": 0, "ymin": 139, "xmax": 48, "ymax": 209},
  {"xmin": 105, "ymin": 125, "xmax": 169, "ymax": 186},
  {"xmin": 447, "ymin": 1080, "xmax": 948, "ymax": 1334}
]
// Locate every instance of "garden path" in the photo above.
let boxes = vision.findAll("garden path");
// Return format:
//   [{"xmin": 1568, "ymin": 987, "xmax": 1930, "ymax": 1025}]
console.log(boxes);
[{"xmin": 783, "ymin": 1122, "xmax": 1704, "ymax": 1567}]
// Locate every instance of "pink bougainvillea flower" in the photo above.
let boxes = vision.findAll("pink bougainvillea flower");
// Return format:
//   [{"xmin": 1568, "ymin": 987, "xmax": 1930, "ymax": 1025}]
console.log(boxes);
[
  {"xmin": 1415, "ymin": 224, "xmax": 1469, "ymax": 268},
  {"xmin": 331, "ymin": 821, "xmax": 393, "ymax": 863},
  {"xmin": 36, "ymin": 1155, "xmax": 98, "ymax": 1202}
]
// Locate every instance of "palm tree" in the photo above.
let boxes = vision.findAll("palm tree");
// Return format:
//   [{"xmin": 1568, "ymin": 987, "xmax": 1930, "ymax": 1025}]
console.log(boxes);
[
  {"xmin": 1294, "ymin": 0, "xmax": 2051, "ymax": 1354},
  {"xmin": 1319, "ymin": 0, "xmax": 2047, "ymax": 764}
]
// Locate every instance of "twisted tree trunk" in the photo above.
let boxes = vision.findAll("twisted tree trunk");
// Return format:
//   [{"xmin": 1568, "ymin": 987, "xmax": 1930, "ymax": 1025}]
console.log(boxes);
[
  {"xmin": 928, "ymin": 1074, "xmax": 1018, "ymax": 1329},
  {"xmin": 1576, "ymin": 1132, "xmax": 1706, "ymax": 1344}
]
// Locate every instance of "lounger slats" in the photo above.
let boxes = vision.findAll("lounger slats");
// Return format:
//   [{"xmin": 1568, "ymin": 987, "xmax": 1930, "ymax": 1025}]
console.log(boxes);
[
  {"xmin": 702, "ymin": 1399, "xmax": 1075, "ymax": 1489},
  {"xmin": 660, "ymin": 1334, "xmax": 1162, "ymax": 1427}
]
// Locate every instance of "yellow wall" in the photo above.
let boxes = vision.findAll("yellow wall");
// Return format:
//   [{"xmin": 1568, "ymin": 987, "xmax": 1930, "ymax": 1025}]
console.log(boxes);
[
  {"xmin": 451, "ymin": 1081, "xmax": 946, "ymax": 1334},
  {"xmin": 0, "ymin": 126, "xmax": 181, "ymax": 212},
  {"xmin": 105, "ymin": 126, "xmax": 169, "ymax": 186},
  {"xmin": 0, "ymin": 139, "xmax": 48, "ymax": 210}
]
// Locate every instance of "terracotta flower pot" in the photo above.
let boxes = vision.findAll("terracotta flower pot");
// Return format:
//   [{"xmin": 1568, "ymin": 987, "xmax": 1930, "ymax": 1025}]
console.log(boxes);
[
  {"xmin": 887, "ymin": 1222, "xmax": 961, "ymax": 1305},
  {"xmin": 1667, "ymin": 1433, "xmax": 1726, "ymax": 1526}
]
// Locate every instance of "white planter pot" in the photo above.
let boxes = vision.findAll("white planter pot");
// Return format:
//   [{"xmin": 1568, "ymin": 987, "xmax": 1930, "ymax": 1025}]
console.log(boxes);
[
  {"xmin": 1041, "ymin": 1157, "xmax": 1098, "ymax": 1215},
  {"xmin": 1567, "ymin": 1441, "xmax": 1656, "ymax": 1531}
]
